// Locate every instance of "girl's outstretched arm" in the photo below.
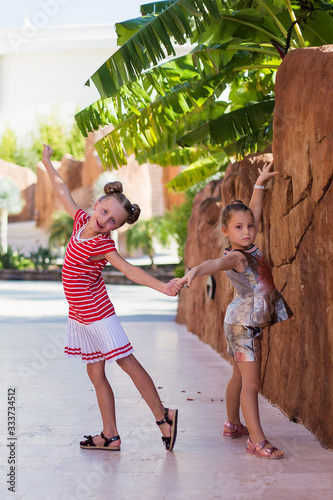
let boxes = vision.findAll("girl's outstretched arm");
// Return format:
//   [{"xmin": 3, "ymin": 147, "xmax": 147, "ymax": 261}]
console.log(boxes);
[
  {"xmin": 104, "ymin": 251, "xmax": 182, "ymax": 296},
  {"xmin": 180, "ymin": 252, "xmax": 247, "ymax": 287},
  {"xmin": 41, "ymin": 144, "xmax": 79, "ymax": 219},
  {"xmin": 249, "ymin": 160, "xmax": 278, "ymax": 229}
]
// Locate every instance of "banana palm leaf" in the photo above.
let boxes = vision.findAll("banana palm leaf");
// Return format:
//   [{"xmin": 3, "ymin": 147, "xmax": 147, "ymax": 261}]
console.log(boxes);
[
  {"xmin": 137, "ymin": 145, "xmax": 209, "ymax": 166},
  {"xmin": 141, "ymin": 1, "xmax": 179, "ymax": 15},
  {"xmin": 223, "ymin": 118, "xmax": 273, "ymax": 158},
  {"xmin": 77, "ymin": 0, "xmax": 333, "ymax": 193},
  {"xmin": 86, "ymin": 0, "xmax": 221, "ymax": 99},
  {"xmin": 93, "ymin": 72, "xmax": 227, "ymax": 169},
  {"xmin": 166, "ymin": 150, "xmax": 229, "ymax": 191},
  {"xmin": 177, "ymin": 98, "xmax": 275, "ymax": 148},
  {"xmin": 75, "ymin": 42, "xmax": 278, "ymax": 137}
]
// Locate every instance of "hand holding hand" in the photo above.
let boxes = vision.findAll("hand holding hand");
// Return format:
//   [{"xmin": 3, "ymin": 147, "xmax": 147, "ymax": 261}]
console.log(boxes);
[
  {"xmin": 164, "ymin": 278, "xmax": 183, "ymax": 296},
  {"xmin": 256, "ymin": 160, "xmax": 278, "ymax": 186},
  {"xmin": 179, "ymin": 268, "xmax": 196, "ymax": 288},
  {"xmin": 42, "ymin": 144, "xmax": 54, "ymax": 163}
]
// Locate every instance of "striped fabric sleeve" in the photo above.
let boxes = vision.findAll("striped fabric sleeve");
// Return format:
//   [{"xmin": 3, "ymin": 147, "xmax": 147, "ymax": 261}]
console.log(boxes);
[
  {"xmin": 73, "ymin": 209, "xmax": 87, "ymax": 232},
  {"xmin": 91, "ymin": 236, "xmax": 117, "ymax": 255}
]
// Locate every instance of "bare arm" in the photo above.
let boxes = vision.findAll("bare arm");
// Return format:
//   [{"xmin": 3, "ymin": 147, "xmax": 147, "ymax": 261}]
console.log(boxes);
[
  {"xmin": 249, "ymin": 160, "xmax": 278, "ymax": 229},
  {"xmin": 180, "ymin": 252, "xmax": 247, "ymax": 287},
  {"xmin": 41, "ymin": 144, "xmax": 79, "ymax": 219},
  {"xmin": 105, "ymin": 251, "xmax": 182, "ymax": 296}
]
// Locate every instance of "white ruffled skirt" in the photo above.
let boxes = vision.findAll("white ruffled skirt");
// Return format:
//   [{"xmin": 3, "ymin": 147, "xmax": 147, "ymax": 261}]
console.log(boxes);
[{"xmin": 65, "ymin": 314, "xmax": 134, "ymax": 364}]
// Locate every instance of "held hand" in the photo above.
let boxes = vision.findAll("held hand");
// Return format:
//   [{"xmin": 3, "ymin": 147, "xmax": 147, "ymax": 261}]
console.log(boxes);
[
  {"xmin": 180, "ymin": 268, "xmax": 196, "ymax": 287},
  {"xmin": 164, "ymin": 279, "xmax": 183, "ymax": 296},
  {"xmin": 256, "ymin": 160, "xmax": 278, "ymax": 186},
  {"xmin": 42, "ymin": 144, "xmax": 54, "ymax": 163}
]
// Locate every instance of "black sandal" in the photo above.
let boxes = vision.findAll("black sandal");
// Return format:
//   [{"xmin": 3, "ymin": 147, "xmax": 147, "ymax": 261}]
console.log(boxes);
[
  {"xmin": 156, "ymin": 407, "xmax": 178, "ymax": 452},
  {"xmin": 80, "ymin": 432, "xmax": 121, "ymax": 451}
]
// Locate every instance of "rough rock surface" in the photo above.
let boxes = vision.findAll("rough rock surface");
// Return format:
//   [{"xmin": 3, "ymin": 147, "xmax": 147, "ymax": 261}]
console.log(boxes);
[
  {"xmin": 0, "ymin": 159, "xmax": 37, "ymax": 222},
  {"xmin": 177, "ymin": 46, "xmax": 333, "ymax": 449}
]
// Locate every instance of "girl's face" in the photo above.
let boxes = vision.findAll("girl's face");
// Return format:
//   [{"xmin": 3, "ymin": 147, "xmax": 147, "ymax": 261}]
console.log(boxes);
[
  {"xmin": 222, "ymin": 210, "xmax": 256, "ymax": 249},
  {"xmin": 89, "ymin": 197, "xmax": 128, "ymax": 235}
]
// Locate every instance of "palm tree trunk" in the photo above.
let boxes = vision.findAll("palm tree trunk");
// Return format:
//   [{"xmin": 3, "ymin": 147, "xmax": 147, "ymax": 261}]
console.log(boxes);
[{"xmin": 0, "ymin": 208, "xmax": 8, "ymax": 253}]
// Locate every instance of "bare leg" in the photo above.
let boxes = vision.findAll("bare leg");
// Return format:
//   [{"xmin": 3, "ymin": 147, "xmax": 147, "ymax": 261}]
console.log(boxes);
[
  {"xmin": 238, "ymin": 361, "xmax": 283, "ymax": 457},
  {"xmin": 117, "ymin": 354, "xmax": 174, "ymax": 438},
  {"xmin": 86, "ymin": 360, "xmax": 120, "ymax": 447},
  {"xmin": 225, "ymin": 360, "xmax": 243, "ymax": 426}
]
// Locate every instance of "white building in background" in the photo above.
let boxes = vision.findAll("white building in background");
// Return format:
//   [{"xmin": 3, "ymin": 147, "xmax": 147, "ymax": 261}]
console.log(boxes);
[
  {"xmin": 0, "ymin": 22, "xmax": 119, "ymax": 139},
  {"xmin": 0, "ymin": 20, "xmax": 191, "ymax": 140}
]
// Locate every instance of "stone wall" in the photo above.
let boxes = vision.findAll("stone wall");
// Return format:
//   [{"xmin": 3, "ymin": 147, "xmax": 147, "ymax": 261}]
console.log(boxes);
[{"xmin": 176, "ymin": 46, "xmax": 333, "ymax": 449}]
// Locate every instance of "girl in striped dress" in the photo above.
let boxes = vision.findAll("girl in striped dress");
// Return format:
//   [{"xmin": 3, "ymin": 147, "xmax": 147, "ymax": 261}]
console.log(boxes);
[{"xmin": 42, "ymin": 144, "xmax": 180, "ymax": 452}]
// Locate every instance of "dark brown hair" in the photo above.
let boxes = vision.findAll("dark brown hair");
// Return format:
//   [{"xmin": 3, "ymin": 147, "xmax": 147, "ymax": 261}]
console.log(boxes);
[
  {"xmin": 220, "ymin": 200, "xmax": 254, "ymax": 228},
  {"xmin": 99, "ymin": 181, "xmax": 141, "ymax": 225},
  {"xmin": 214, "ymin": 200, "xmax": 254, "ymax": 249}
]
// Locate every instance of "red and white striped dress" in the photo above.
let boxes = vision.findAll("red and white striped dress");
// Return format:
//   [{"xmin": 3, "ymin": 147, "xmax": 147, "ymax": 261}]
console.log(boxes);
[{"xmin": 62, "ymin": 209, "xmax": 134, "ymax": 363}]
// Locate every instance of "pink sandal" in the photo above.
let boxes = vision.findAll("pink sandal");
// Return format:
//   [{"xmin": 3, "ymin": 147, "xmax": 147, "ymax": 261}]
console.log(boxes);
[
  {"xmin": 223, "ymin": 422, "xmax": 249, "ymax": 439},
  {"xmin": 246, "ymin": 438, "xmax": 284, "ymax": 459}
]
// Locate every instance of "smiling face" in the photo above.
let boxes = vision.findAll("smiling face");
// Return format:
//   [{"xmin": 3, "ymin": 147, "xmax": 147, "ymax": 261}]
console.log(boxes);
[
  {"xmin": 222, "ymin": 210, "xmax": 256, "ymax": 249},
  {"xmin": 89, "ymin": 197, "xmax": 128, "ymax": 235}
]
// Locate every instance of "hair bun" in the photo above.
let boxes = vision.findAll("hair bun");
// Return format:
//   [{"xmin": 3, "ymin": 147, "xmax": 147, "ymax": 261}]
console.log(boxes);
[
  {"xmin": 127, "ymin": 204, "xmax": 141, "ymax": 225},
  {"xmin": 104, "ymin": 181, "xmax": 123, "ymax": 195}
]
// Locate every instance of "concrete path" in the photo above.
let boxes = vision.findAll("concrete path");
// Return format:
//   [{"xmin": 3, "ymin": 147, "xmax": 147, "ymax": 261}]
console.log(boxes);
[{"xmin": 0, "ymin": 281, "xmax": 332, "ymax": 500}]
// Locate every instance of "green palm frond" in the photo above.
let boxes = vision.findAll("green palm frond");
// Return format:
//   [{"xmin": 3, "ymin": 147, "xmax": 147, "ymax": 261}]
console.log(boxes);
[
  {"xmin": 223, "ymin": 118, "xmax": 273, "ymax": 158},
  {"xmin": 76, "ymin": 0, "xmax": 333, "ymax": 193},
  {"xmin": 75, "ymin": 43, "xmax": 278, "ymax": 137},
  {"xmin": 141, "ymin": 1, "xmax": 178, "ymax": 15},
  {"xmin": 177, "ymin": 98, "xmax": 275, "ymax": 148},
  {"xmin": 93, "ymin": 72, "xmax": 227, "ymax": 168},
  {"xmin": 166, "ymin": 150, "xmax": 229, "ymax": 191},
  {"xmin": 86, "ymin": 0, "xmax": 221, "ymax": 99},
  {"xmin": 137, "ymin": 145, "xmax": 208, "ymax": 166}
]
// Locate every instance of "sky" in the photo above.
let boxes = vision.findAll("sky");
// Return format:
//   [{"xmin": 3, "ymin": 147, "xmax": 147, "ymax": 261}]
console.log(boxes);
[{"xmin": 0, "ymin": 0, "xmax": 147, "ymax": 29}]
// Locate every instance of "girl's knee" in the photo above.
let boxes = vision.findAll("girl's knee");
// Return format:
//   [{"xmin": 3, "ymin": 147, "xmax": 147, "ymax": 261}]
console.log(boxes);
[
  {"xmin": 117, "ymin": 354, "xmax": 135, "ymax": 371},
  {"xmin": 242, "ymin": 378, "xmax": 261, "ymax": 393},
  {"xmin": 87, "ymin": 361, "xmax": 107, "ymax": 386}
]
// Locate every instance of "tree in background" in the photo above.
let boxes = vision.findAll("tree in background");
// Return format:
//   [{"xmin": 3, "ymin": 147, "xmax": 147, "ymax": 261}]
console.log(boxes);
[
  {"xmin": 48, "ymin": 210, "xmax": 74, "ymax": 252},
  {"xmin": 0, "ymin": 177, "xmax": 23, "ymax": 252},
  {"xmin": 32, "ymin": 113, "xmax": 86, "ymax": 162},
  {"xmin": 0, "ymin": 113, "xmax": 86, "ymax": 172},
  {"xmin": 126, "ymin": 215, "xmax": 172, "ymax": 268}
]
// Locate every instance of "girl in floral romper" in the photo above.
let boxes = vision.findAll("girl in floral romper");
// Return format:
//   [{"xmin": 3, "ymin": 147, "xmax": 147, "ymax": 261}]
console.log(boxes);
[{"xmin": 180, "ymin": 161, "xmax": 292, "ymax": 459}]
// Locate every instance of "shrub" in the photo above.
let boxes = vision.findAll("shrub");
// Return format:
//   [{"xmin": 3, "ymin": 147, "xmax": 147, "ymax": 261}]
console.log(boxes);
[
  {"xmin": 28, "ymin": 246, "xmax": 57, "ymax": 271},
  {"xmin": 0, "ymin": 246, "xmax": 33, "ymax": 270}
]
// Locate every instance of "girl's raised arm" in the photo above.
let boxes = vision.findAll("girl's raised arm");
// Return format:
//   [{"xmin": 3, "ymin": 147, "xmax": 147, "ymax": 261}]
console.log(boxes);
[
  {"xmin": 249, "ymin": 160, "xmax": 278, "ymax": 229},
  {"xmin": 42, "ymin": 144, "xmax": 79, "ymax": 219}
]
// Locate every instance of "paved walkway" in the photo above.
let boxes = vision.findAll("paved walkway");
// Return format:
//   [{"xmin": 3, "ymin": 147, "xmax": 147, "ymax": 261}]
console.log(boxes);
[{"xmin": 0, "ymin": 281, "xmax": 332, "ymax": 500}]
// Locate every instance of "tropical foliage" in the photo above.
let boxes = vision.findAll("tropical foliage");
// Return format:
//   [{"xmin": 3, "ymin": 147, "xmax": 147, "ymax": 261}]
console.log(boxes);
[
  {"xmin": 75, "ymin": 0, "xmax": 333, "ymax": 191},
  {"xmin": 0, "ymin": 113, "xmax": 86, "ymax": 172},
  {"xmin": 28, "ymin": 245, "xmax": 57, "ymax": 271},
  {"xmin": 49, "ymin": 210, "xmax": 74, "ymax": 250},
  {"xmin": 126, "ymin": 215, "xmax": 172, "ymax": 267},
  {"xmin": 0, "ymin": 246, "xmax": 32, "ymax": 270}
]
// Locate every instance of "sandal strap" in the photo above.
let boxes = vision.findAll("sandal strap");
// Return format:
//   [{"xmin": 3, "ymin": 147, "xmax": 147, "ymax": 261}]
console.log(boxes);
[
  {"xmin": 161, "ymin": 436, "xmax": 171, "ymax": 451},
  {"xmin": 156, "ymin": 407, "xmax": 173, "ymax": 427},
  {"xmin": 82, "ymin": 435, "xmax": 94, "ymax": 445},
  {"xmin": 257, "ymin": 440, "xmax": 270, "ymax": 450},
  {"xmin": 100, "ymin": 432, "xmax": 120, "ymax": 447},
  {"xmin": 224, "ymin": 422, "xmax": 242, "ymax": 431}
]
